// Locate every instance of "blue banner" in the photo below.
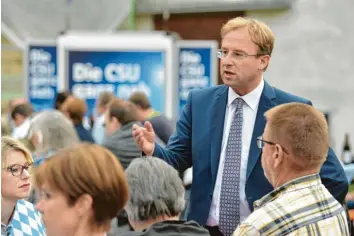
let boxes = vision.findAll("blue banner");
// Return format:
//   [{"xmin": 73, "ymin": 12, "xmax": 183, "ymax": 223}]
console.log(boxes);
[
  {"xmin": 178, "ymin": 47, "xmax": 213, "ymax": 113},
  {"xmin": 28, "ymin": 45, "xmax": 57, "ymax": 112},
  {"xmin": 67, "ymin": 50, "xmax": 166, "ymax": 116}
]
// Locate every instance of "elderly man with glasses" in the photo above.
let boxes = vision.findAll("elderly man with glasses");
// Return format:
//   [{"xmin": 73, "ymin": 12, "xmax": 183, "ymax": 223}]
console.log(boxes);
[{"xmin": 233, "ymin": 103, "xmax": 349, "ymax": 236}]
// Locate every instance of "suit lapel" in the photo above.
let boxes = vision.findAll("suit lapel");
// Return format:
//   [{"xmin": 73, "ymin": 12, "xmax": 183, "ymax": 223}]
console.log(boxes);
[
  {"xmin": 210, "ymin": 86, "xmax": 228, "ymax": 185},
  {"xmin": 246, "ymin": 81, "xmax": 277, "ymax": 181}
]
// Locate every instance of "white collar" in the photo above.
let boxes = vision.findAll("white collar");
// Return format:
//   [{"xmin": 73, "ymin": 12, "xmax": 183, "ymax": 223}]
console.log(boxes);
[{"xmin": 227, "ymin": 78, "xmax": 264, "ymax": 111}]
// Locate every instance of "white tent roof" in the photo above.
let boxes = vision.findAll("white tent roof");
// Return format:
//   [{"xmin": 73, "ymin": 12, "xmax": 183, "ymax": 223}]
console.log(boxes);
[{"xmin": 1, "ymin": 0, "xmax": 131, "ymax": 47}]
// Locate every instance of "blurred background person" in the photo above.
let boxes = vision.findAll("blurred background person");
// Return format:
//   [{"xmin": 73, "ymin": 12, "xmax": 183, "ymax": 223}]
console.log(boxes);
[
  {"xmin": 11, "ymin": 103, "xmax": 34, "ymax": 139},
  {"xmin": 122, "ymin": 157, "xmax": 210, "ymax": 236},
  {"xmin": 102, "ymin": 98, "xmax": 143, "ymax": 169},
  {"xmin": 1, "ymin": 98, "xmax": 28, "ymax": 139},
  {"xmin": 129, "ymin": 92, "xmax": 173, "ymax": 145},
  {"xmin": 34, "ymin": 143, "xmax": 129, "ymax": 236},
  {"xmin": 61, "ymin": 96, "xmax": 95, "ymax": 143},
  {"xmin": 54, "ymin": 90, "xmax": 72, "ymax": 111},
  {"xmin": 1, "ymin": 136, "xmax": 46, "ymax": 236},
  {"xmin": 28, "ymin": 110, "xmax": 80, "ymax": 166},
  {"xmin": 92, "ymin": 91, "xmax": 115, "ymax": 144}
]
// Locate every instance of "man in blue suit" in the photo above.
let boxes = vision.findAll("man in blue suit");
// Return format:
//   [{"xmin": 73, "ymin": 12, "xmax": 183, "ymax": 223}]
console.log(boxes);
[{"xmin": 133, "ymin": 17, "xmax": 348, "ymax": 236}]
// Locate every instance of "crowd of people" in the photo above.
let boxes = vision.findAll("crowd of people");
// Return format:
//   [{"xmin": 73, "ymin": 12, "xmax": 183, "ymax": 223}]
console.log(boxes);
[{"xmin": 1, "ymin": 16, "xmax": 352, "ymax": 236}]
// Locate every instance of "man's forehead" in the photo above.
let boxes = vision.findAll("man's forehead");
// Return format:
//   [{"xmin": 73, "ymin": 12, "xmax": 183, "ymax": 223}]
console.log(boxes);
[{"xmin": 221, "ymin": 28, "xmax": 256, "ymax": 50}]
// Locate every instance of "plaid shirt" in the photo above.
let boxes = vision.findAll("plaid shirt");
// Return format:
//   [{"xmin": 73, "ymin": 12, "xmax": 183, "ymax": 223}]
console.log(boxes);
[{"xmin": 233, "ymin": 174, "xmax": 349, "ymax": 236}]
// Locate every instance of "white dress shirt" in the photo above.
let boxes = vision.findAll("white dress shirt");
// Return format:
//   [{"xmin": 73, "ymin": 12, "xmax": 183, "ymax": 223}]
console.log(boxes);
[
  {"xmin": 11, "ymin": 118, "xmax": 31, "ymax": 139},
  {"xmin": 206, "ymin": 79, "xmax": 264, "ymax": 226},
  {"xmin": 92, "ymin": 114, "xmax": 106, "ymax": 144}
]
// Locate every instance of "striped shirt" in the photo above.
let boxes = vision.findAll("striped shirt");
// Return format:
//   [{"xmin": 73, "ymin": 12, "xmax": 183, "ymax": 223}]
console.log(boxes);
[{"xmin": 233, "ymin": 174, "xmax": 349, "ymax": 236}]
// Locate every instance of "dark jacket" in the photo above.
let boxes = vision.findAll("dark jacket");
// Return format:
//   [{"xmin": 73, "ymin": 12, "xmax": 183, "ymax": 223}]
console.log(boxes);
[
  {"xmin": 74, "ymin": 124, "xmax": 95, "ymax": 143},
  {"xmin": 102, "ymin": 121, "xmax": 141, "ymax": 169},
  {"xmin": 152, "ymin": 82, "xmax": 348, "ymax": 225},
  {"xmin": 120, "ymin": 220, "xmax": 210, "ymax": 236}
]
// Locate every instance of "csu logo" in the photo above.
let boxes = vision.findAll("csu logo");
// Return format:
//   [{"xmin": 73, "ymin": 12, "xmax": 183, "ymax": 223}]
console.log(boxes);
[
  {"xmin": 73, "ymin": 63, "xmax": 102, "ymax": 82},
  {"xmin": 72, "ymin": 63, "xmax": 141, "ymax": 83},
  {"xmin": 105, "ymin": 63, "xmax": 141, "ymax": 83}
]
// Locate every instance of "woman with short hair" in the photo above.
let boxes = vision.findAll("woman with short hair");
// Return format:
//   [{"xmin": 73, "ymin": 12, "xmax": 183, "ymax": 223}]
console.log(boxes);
[
  {"xmin": 34, "ymin": 143, "xmax": 129, "ymax": 236},
  {"xmin": 122, "ymin": 157, "xmax": 210, "ymax": 236},
  {"xmin": 1, "ymin": 136, "xmax": 46, "ymax": 236}
]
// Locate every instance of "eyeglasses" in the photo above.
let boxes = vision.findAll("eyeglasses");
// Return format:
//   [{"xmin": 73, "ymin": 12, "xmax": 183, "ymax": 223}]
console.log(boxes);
[
  {"xmin": 6, "ymin": 163, "xmax": 33, "ymax": 177},
  {"xmin": 217, "ymin": 49, "xmax": 266, "ymax": 60},
  {"xmin": 257, "ymin": 136, "xmax": 289, "ymax": 154}
]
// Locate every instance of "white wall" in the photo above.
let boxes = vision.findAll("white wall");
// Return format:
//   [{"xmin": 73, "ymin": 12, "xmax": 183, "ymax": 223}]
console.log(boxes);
[{"xmin": 248, "ymin": 0, "xmax": 354, "ymax": 157}]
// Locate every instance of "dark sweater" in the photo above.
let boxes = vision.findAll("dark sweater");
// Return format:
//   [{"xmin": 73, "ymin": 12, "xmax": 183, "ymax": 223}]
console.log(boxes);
[
  {"xmin": 102, "ymin": 121, "xmax": 141, "ymax": 169},
  {"xmin": 120, "ymin": 220, "xmax": 210, "ymax": 236}
]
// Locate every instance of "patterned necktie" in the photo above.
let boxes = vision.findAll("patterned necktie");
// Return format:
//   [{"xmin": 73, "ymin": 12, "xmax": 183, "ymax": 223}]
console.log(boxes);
[{"xmin": 219, "ymin": 97, "xmax": 244, "ymax": 236}]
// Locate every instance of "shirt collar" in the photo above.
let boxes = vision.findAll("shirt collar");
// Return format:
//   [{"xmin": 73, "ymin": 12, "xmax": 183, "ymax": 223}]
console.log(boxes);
[
  {"xmin": 254, "ymin": 174, "xmax": 322, "ymax": 209},
  {"xmin": 227, "ymin": 78, "xmax": 264, "ymax": 111}
]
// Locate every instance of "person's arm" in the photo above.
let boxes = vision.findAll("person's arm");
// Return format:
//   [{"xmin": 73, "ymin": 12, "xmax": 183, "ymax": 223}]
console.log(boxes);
[
  {"xmin": 152, "ymin": 92, "xmax": 194, "ymax": 173},
  {"xmin": 320, "ymin": 147, "xmax": 349, "ymax": 204},
  {"xmin": 233, "ymin": 223, "xmax": 261, "ymax": 236}
]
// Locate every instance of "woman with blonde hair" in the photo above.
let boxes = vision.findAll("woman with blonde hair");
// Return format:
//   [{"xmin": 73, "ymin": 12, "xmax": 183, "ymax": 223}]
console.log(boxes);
[
  {"xmin": 34, "ymin": 143, "xmax": 129, "ymax": 236},
  {"xmin": 1, "ymin": 136, "xmax": 46, "ymax": 235}
]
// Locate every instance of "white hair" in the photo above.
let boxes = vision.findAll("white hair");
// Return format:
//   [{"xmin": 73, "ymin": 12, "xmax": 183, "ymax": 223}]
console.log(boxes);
[
  {"xmin": 125, "ymin": 157, "xmax": 185, "ymax": 222},
  {"xmin": 29, "ymin": 110, "xmax": 79, "ymax": 153}
]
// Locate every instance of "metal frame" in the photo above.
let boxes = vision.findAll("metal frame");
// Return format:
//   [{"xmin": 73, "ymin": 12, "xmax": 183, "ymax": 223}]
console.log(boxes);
[{"xmin": 57, "ymin": 32, "xmax": 177, "ymax": 120}]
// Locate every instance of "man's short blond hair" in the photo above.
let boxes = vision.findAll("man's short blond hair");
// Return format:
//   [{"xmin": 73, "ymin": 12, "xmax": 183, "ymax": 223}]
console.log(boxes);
[
  {"xmin": 221, "ymin": 17, "xmax": 275, "ymax": 56},
  {"xmin": 265, "ymin": 103, "xmax": 329, "ymax": 170}
]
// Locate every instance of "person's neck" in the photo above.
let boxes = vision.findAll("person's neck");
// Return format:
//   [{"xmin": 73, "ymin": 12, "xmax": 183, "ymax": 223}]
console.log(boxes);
[
  {"xmin": 273, "ymin": 169, "xmax": 319, "ymax": 189},
  {"xmin": 73, "ymin": 220, "xmax": 107, "ymax": 236},
  {"xmin": 1, "ymin": 198, "xmax": 17, "ymax": 225},
  {"xmin": 133, "ymin": 215, "xmax": 180, "ymax": 231},
  {"xmin": 231, "ymin": 76, "xmax": 262, "ymax": 96}
]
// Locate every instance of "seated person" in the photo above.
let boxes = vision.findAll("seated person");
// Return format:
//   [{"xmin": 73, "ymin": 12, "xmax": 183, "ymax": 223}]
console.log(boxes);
[
  {"xmin": 1, "ymin": 136, "xmax": 46, "ymax": 235},
  {"xmin": 103, "ymin": 98, "xmax": 165, "ymax": 169},
  {"xmin": 92, "ymin": 92, "xmax": 115, "ymax": 144},
  {"xmin": 28, "ymin": 110, "xmax": 80, "ymax": 166},
  {"xmin": 34, "ymin": 143, "xmax": 129, "ymax": 236},
  {"xmin": 129, "ymin": 92, "xmax": 173, "ymax": 145},
  {"xmin": 233, "ymin": 103, "xmax": 349, "ymax": 235},
  {"xmin": 11, "ymin": 103, "xmax": 34, "ymax": 139},
  {"xmin": 121, "ymin": 157, "xmax": 210, "ymax": 236},
  {"xmin": 54, "ymin": 91, "xmax": 72, "ymax": 110},
  {"xmin": 61, "ymin": 96, "xmax": 95, "ymax": 143}
]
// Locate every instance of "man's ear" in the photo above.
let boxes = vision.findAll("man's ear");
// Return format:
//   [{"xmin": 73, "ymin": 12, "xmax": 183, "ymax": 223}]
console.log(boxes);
[
  {"xmin": 259, "ymin": 55, "xmax": 270, "ymax": 71},
  {"xmin": 273, "ymin": 144, "xmax": 284, "ymax": 169},
  {"xmin": 74, "ymin": 194, "xmax": 93, "ymax": 217},
  {"xmin": 112, "ymin": 117, "xmax": 120, "ymax": 125}
]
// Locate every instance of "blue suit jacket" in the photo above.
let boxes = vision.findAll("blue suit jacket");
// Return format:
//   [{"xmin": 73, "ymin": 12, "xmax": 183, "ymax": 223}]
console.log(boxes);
[{"xmin": 153, "ymin": 81, "xmax": 348, "ymax": 225}]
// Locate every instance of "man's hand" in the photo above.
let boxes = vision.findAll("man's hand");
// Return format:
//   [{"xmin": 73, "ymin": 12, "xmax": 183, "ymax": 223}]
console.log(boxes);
[{"xmin": 132, "ymin": 121, "xmax": 156, "ymax": 156}]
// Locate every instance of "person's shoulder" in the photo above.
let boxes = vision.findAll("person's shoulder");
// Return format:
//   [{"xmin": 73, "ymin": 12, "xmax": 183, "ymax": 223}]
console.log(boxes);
[
  {"xmin": 190, "ymin": 85, "xmax": 228, "ymax": 99},
  {"xmin": 272, "ymin": 87, "xmax": 311, "ymax": 105},
  {"xmin": 17, "ymin": 200, "xmax": 43, "ymax": 220},
  {"xmin": 119, "ymin": 232, "xmax": 141, "ymax": 236}
]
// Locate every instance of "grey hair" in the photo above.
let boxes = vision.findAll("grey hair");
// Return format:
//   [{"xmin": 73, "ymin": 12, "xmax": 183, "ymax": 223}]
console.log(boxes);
[
  {"xmin": 125, "ymin": 157, "xmax": 185, "ymax": 222},
  {"xmin": 29, "ymin": 110, "xmax": 79, "ymax": 153}
]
